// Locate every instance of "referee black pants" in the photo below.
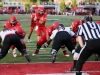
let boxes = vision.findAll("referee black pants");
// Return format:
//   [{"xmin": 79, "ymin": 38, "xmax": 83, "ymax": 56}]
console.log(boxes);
[
  {"xmin": 76, "ymin": 39, "xmax": 100, "ymax": 75},
  {"xmin": 0, "ymin": 34, "xmax": 27, "ymax": 59},
  {"xmin": 52, "ymin": 31, "xmax": 75, "ymax": 53}
]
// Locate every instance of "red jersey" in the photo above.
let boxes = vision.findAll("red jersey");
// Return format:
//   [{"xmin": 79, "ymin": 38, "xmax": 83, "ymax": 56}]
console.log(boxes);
[
  {"xmin": 31, "ymin": 13, "xmax": 36, "ymax": 25},
  {"xmin": 5, "ymin": 20, "xmax": 21, "ymax": 29},
  {"xmin": 46, "ymin": 26, "xmax": 54, "ymax": 36},
  {"xmin": 35, "ymin": 13, "xmax": 47, "ymax": 27}
]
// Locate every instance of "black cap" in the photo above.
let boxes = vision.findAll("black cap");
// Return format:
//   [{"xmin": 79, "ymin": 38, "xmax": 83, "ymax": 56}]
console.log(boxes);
[{"xmin": 82, "ymin": 15, "xmax": 93, "ymax": 21}]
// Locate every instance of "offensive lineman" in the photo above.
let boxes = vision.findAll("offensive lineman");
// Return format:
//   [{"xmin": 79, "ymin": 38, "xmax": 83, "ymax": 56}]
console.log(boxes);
[
  {"xmin": 0, "ymin": 28, "xmax": 30, "ymax": 62},
  {"xmin": 44, "ymin": 24, "xmax": 76, "ymax": 63}
]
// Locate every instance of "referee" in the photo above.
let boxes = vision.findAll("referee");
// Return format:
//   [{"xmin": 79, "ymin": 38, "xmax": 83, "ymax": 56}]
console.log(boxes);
[{"xmin": 75, "ymin": 15, "xmax": 100, "ymax": 75}]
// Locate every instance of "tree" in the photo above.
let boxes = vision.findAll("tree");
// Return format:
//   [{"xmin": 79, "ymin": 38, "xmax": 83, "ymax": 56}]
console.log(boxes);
[
  {"xmin": 72, "ymin": 0, "xmax": 77, "ymax": 8},
  {"xmin": 49, "ymin": 0, "xmax": 52, "ymax": 2},
  {"xmin": 37, "ymin": 0, "xmax": 40, "ymax": 4},
  {"xmin": 96, "ymin": 0, "xmax": 99, "ymax": 2},
  {"xmin": 60, "ymin": 0, "xmax": 66, "ymax": 14},
  {"xmin": 85, "ymin": 0, "xmax": 89, "ymax": 2}
]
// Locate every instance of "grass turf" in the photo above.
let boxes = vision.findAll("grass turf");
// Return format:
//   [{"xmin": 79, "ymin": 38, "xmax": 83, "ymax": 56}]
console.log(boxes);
[{"xmin": 0, "ymin": 15, "xmax": 99, "ymax": 63}]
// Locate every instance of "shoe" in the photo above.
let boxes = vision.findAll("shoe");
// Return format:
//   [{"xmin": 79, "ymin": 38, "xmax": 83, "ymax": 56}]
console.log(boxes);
[
  {"xmin": 63, "ymin": 51, "xmax": 70, "ymax": 57},
  {"xmin": 28, "ymin": 39, "xmax": 31, "ymax": 43},
  {"xmin": 64, "ymin": 54, "xmax": 70, "ymax": 57},
  {"xmin": 13, "ymin": 52, "xmax": 17, "ymax": 57},
  {"xmin": 40, "ymin": 48, "xmax": 44, "ymax": 49},
  {"xmin": 20, "ymin": 53, "xmax": 24, "ymax": 56},
  {"xmin": 24, "ymin": 54, "xmax": 31, "ymax": 62},
  {"xmin": 52, "ymin": 54, "xmax": 56, "ymax": 63},
  {"xmin": 26, "ymin": 48, "xmax": 29, "ymax": 51},
  {"xmin": 95, "ymin": 54, "xmax": 99, "ymax": 61},
  {"xmin": 69, "ymin": 67, "xmax": 76, "ymax": 71},
  {"xmin": 32, "ymin": 50, "xmax": 39, "ymax": 56}
]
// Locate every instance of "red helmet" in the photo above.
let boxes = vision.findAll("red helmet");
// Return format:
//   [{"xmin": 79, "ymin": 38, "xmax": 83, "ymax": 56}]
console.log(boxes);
[
  {"xmin": 38, "ymin": 7, "xmax": 45, "ymax": 15},
  {"xmin": 71, "ymin": 20, "xmax": 82, "ymax": 33},
  {"xmin": 10, "ymin": 16, "xmax": 17, "ymax": 25},
  {"xmin": 53, "ymin": 21, "xmax": 59, "ymax": 29},
  {"xmin": 16, "ymin": 27, "xmax": 23, "ymax": 35}
]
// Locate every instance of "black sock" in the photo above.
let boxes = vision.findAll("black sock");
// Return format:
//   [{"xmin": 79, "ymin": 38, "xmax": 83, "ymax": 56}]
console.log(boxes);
[
  {"xmin": 28, "ymin": 37, "xmax": 30, "ymax": 39},
  {"xmin": 73, "ymin": 60, "xmax": 77, "ymax": 68}
]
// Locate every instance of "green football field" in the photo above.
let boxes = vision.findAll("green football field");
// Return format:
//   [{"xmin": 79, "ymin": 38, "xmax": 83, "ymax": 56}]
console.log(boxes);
[{"xmin": 0, "ymin": 15, "xmax": 99, "ymax": 63}]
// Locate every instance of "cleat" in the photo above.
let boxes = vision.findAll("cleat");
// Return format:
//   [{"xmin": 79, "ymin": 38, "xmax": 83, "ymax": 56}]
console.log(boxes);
[
  {"xmin": 24, "ymin": 54, "xmax": 31, "ymax": 62},
  {"xmin": 64, "ymin": 54, "xmax": 70, "ymax": 57},
  {"xmin": 52, "ymin": 54, "xmax": 56, "ymax": 63},
  {"xmin": 69, "ymin": 67, "xmax": 76, "ymax": 71},
  {"xmin": 26, "ymin": 48, "xmax": 29, "ymax": 51},
  {"xmin": 28, "ymin": 39, "xmax": 31, "ymax": 43},
  {"xmin": 63, "ymin": 50, "xmax": 70, "ymax": 57},
  {"xmin": 20, "ymin": 53, "xmax": 24, "ymax": 56},
  {"xmin": 13, "ymin": 52, "xmax": 17, "ymax": 57},
  {"xmin": 40, "ymin": 48, "xmax": 44, "ymax": 49},
  {"xmin": 95, "ymin": 54, "xmax": 99, "ymax": 61},
  {"xmin": 32, "ymin": 50, "xmax": 39, "ymax": 56}
]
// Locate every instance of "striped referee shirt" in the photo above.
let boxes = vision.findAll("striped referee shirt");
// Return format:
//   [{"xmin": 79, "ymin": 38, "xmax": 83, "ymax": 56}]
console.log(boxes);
[{"xmin": 77, "ymin": 21, "xmax": 100, "ymax": 41}]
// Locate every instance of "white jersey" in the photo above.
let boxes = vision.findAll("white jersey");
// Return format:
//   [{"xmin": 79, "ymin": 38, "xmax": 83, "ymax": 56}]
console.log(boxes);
[
  {"xmin": 50, "ymin": 27, "xmax": 75, "ymax": 39},
  {"xmin": 0, "ymin": 30, "xmax": 16, "ymax": 41}
]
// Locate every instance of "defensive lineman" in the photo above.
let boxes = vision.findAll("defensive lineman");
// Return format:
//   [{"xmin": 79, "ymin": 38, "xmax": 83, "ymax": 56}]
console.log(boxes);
[{"xmin": 0, "ymin": 28, "xmax": 31, "ymax": 62}]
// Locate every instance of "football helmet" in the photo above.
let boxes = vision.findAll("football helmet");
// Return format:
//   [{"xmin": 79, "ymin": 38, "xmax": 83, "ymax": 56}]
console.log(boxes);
[
  {"xmin": 53, "ymin": 21, "xmax": 59, "ymax": 29},
  {"xmin": 10, "ymin": 16, "xmax": 17, "ymax": 25}
]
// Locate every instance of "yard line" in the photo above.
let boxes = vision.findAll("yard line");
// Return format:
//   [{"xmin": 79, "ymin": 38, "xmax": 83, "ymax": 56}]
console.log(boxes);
[
  {"xmin": 0, "ymin": 61, "xmax": 100, "ymax": 64},
  {"xmin": 37, "ymin": 55, "xmax": 51, "ymax": 56},
  {"xmin": 38, "ymin": 58, "xmax": 58, "ymax": 60}
]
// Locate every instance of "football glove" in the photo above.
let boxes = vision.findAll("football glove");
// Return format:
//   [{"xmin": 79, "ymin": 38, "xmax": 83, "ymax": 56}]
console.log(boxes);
[{"xmin": 44, "ymin": 43, "xmax": 48, "ymax": 48}]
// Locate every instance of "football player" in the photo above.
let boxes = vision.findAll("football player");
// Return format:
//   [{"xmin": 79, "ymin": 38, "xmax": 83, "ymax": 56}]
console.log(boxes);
[
  {"xmin": 0, "ymin": 28, "xmax": 30, "ymax": 62},
  {"xmin": 2, "ymin": 16, "xmax": 21, "ymax": 28},
  {"xmin": 28, "ymin": 10, "xmax": 38, "ymax": 42},
  {"xmin": 34, "ymin": 7, "xmax": 47, "ymax": 41},
  {"xmin": 32, "ymin": 22, "xmax": 69, "ymax": 57}
]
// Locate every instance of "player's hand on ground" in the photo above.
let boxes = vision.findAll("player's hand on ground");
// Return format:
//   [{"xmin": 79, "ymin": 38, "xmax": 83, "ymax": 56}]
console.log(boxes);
[{"xmin": 44, "ymin": 43, "xmax": 48, "ymax": 48}]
